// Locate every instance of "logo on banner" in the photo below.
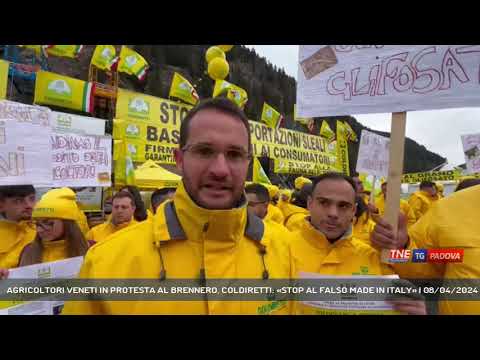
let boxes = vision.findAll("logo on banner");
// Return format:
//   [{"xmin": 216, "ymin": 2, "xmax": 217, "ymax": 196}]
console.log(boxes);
[
  {"xmin": 128, "ymin": 97, "xmax": 150, "ymax": 119},
  {"xmin": 125, "ymin": 124, "xmax": 140, "ymax": 138},
  {"xmin": 47, "ymin": 79, "xmax": 72, "ymax": 100}
]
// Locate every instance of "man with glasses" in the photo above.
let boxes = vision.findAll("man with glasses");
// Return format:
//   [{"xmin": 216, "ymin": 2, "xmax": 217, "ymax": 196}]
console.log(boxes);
[
  {"xmin": 0, "ymin": 185, "xmax": 37, "ymax": 269},
  {"xmin": 63, "ymin": 98, "xmax": 293, "ymax": 315},
  {"xmin": 245, "ymin": 183, "xmax": 270, "ymax": 220}
]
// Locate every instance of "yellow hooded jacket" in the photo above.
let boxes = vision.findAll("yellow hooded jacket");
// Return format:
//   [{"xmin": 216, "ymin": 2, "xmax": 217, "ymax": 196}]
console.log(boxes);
[
  {"xmin": 408, "ymin": 191, "xmax": 435, "ymax": 221},
  {"xmin": 0, "ymin": 219, "xmax": 36, "ymax": 269},
  {"xmin": 289, "ymin": 219, "xmax": 394, "ymax": 314},
  {"xmin": 265, "ymin": 203, "xmax": 285, "ymax": 224},
  {"xmin": 374, "ymin": 195, "xmax": 417, "ymax": 227},
  {"xmin": 352, "ymin": 214, "xmax": 376, "ymax": 245},
  {"xmin": 281, "ymin": 203, "xmax": 309, "ymax": 232},
  {"xmin": 86, "ymin": 219, "xmax": 138, "ymax": 244},
  {"xmin": 394, "ymin": 185, "xmax": 480, "ymax": 315},
  {"xmin": 62, "ymin": 182, "xmax": 293, "ymax": 315}
]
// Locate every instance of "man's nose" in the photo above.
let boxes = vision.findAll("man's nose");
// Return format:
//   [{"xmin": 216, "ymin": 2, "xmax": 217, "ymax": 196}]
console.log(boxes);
[{"xmin": 208, "ymin": 152, "xmax": 230, "ymax": 178}]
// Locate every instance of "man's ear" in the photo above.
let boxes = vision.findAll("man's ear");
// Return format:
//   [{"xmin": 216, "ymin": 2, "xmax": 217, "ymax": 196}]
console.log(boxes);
[
  {"xmin": 174, "ymin": 148, "xmax": 183, "ymax": 175},
  {"xmin": 307, "ymin": 195, "xmax": 313, "ymax": 211}
]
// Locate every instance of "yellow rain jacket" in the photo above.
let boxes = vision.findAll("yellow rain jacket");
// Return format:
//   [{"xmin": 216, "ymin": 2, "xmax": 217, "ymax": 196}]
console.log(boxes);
[
  {"xmin": 394, "ymin": 185, "xmax": 480, "ymax": 315},
  {"xmin": 86, "ymin": 219, "xmax": 138, "ymax": 244},
  {"xmin": 352, "ymin": 215, "xmax": 376, "ymax": 245},
  {"xmin": 282, "ymin": 204, "xmax": 309, "ymax": 232},
  {"xmin": 264, "ymin": 203, "xmax": 285, "ymax": 224},
  {"xmin": 289, "ymin": 219, "xmax": 394, "ymax": 314},
  {"xmin": 62, "ymin": 182, "xmax": 293, "ymax": 315},
  {"xmin": 0, "ymin": 219, "xmax": 36, "ymax": 269},
  {"xmin": 408, "ymin": 191, "xmax": 436, "ymax": 221},
  {"xmin": 374, "ymin": 195, "xmax": 417, "ymax": 227}
]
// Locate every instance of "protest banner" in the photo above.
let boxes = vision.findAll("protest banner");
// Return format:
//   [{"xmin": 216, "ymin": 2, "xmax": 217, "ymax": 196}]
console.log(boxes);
[
  {"xmin": 0, "ymin": 60, "xmax": 8, "ymax": 100},
  {"xmin": 297, "ymin": 45, "xmax": 480, "ymax": 118},
  {"xmin": 115, "ymin": 89, "xmax": 333, "ymax": 166},
  {"xmin": 51, "ymin": 111, "xmax": 106, "ymax": 136},
  {"xmin": 51, "ymin": 132, "xmax": 112, "ymax": 187},
  {"xmin": 401, "ymin": 170, "xmax": 461, "ymax": 184},
  {"xmin": 356, "ymin": 130, "xmax": 390, "ymax": 178},
  {"xmin": 274, "ymin": 158, "xmax": 337, "ymax": 176},
  {"xmin": 0, "ymin": 100, "xmax": 52, "ymax": 186},
  {"xmin": 462, "ymin": 133, "xmax": 480, "ymax": 175}
]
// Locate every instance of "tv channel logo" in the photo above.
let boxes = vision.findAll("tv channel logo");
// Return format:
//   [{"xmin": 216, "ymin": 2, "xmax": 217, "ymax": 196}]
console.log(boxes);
[
  {"xmin": 388, "ymin": 249, "xmax": 411, "ymax": 263},
  {"xmin": 412, "ymin": 249, "xmax": 428, "ymax": 263}
]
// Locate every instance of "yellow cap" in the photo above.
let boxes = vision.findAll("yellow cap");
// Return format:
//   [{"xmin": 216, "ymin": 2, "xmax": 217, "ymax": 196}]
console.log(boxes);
[
  {"xmin": 435, "ymin": 182, "xmax": 444, "ymax": 192},
  {"xmin": 266, "ymin": 185, "xmax": 279, "ymax": 199},
  {"xmin": 32, "ymin": 188, "xmax": 79, "ymax": 221},
  {"xmin": 294, "ymin": 177, "xmax": 312, "ymax": 190},
  {"xmin": 280, "ymin": 189, "xmax": 293, "ymax": 201}
]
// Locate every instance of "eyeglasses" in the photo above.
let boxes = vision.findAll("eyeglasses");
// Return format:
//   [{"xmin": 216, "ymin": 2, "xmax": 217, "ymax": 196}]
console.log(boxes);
[
  {"xmin": 182, "ymin": 144, "xmax": 252, "ymax": 164},
  {"xmin": 35, "ymin": 220, "xmax": 55, "ymax": 231},
  {"xmin": 248, "ymin": 201, "xmax": 268, "ymax": 206}
]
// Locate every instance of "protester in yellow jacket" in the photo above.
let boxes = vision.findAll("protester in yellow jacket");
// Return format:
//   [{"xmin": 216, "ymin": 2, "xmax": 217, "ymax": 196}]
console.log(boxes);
[
  {"xmin": 435, "ymin": 182, "xmax": 444, "ymax": 199},
  {"xmin": 62, "ymin": 98, "xmax": 293, "ymax": 315},
  {"xmin": 371, "ymin": 182, "xmax": 417, "ymax": 227},
  {"xmin": 352, "ymin": 195, "xmax": 376, "ymax": 244},
  {"xmin": 408, "ymin": 181, "xmax": 438, "ymax": 221},
  {"xmin": 0, "ymin": 188, "xmax": 89, "ymax": 276},
  {"xmin": 0, "ymin": 186, "xmax": 37, "ymax": 269},
  {"xmin": 40, "ymin": 188, "xmax": 90, "ymax": 236},
  {"xmin": 86, "ymin": 191, "xmax": 138, "ymax": 244},
  {"xmin": 371, "ymin": 184, "xmax": 480, "ymax": 315},
  {"xmin": 290, "ymin": 173, "xmax": 426, "ymax": 315},
  {"xmin": 263, "ymin": 185, "xmax": 285, "ymax": 224},
  {"xmin": 284, "ymin": 183, "xmax": 312, "ymax": 232}
]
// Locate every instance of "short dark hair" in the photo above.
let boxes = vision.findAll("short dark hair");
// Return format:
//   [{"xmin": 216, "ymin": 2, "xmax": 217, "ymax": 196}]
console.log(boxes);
[
  {"xmin": 420, "ymin": 181, "xmax": 436, "ymax": 189},
  {"xmin": 119, "ymin": 186, "xmax": 148, "ymax": 221},
  {"xmin": 0, "ymin": 185, "xmax": 35, "ymax": 199},
  {"xmin": 455, "ymin": 178, "xmax": 480, "ymax": 192},
  {"xmin": 311, "ymin": 172, "xmax": 357, "ymax": 198},
  {"xmin": 112, "ymin": 191, "xmax": 136, "ymax": 208},
  {"xmin": 151, "ymin": 187, "xmax": 176, "ymax": 206},
  {"xmin": 245, "ymin": 184, "xmax": 269, "ymax": 203},
  {"xmin": 179, "ymin": 97, "xmax": 252, "ymax": 152},
  {"xmin": 291, "ymin": 183, "xmax": 313, "ymax": 209}
]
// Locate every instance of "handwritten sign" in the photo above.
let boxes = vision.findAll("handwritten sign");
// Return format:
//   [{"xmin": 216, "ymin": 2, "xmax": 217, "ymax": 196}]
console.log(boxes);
[
  {"xmin": 0, "ymin": 100, "xmax": 52, "ymax": 186},
  {"xmin": 51, "ymin": 132, "xmax": 112, "ymax": 187},
  {"xmin": 297, "ymin": 45, "xmax": 480, "ymax": 117},
  {"xmin": 462, "ymin": 133, "xmax": 480, "ymax": 174},
  {"xmin": 356, "ymin": 130, "xmax": 390, "ymax": 178}
]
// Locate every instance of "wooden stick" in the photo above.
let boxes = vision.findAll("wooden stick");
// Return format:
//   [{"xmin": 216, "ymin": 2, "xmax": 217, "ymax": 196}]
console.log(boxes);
[
  {"xmin": 381, "ymin": 112, "xmax": 407, "ymax": 262},
  {"xmin": 370, "ymin": 176, "xmax": 376, "ymax": 205}
]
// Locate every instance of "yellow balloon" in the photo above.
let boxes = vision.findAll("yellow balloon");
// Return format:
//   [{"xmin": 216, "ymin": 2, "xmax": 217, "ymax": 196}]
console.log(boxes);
[
  {"xmin": 217, "ymin": 45, "xmax": 234, "ymax": 52},
  {"xmin": 205, "ymin": 46, "xmax": 226, "ymax": 63},
  {"xmin": 208, "ymin": 57, "xmax": 229, "ymax": 80}
]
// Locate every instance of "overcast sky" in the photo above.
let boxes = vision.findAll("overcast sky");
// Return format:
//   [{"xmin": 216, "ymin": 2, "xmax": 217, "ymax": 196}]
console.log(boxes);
[{"xmin": 248, "ymin": 45, "xmax": 480, "ymax": 168}]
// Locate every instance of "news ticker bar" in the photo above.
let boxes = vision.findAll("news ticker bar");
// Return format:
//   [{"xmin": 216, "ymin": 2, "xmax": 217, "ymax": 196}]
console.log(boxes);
[{"xmin": 2, "ymin": 279, "xmax": 480, "ymax": 301}]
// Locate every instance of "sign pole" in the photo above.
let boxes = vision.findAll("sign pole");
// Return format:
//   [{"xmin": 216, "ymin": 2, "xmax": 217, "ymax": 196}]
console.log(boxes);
[
  {"xmin": 381, "ymin": 111, "xmax": 407, "ymax": 262},
  {"xmin": 369, "ymin": 175, "xmax": 377, "ymax": 205}
]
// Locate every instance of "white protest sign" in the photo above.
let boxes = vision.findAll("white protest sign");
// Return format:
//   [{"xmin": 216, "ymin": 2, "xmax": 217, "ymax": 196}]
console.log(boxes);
[
  {"xmin": 51, "ymin": 132, "xmax": 112, "ymax": 187},
  {"xmin": 0, "ymin": 100, "xmax": 53, "ymax": 186},
  {"xmin": 356, "ymin": 130, "xmax": 390, "ymax": 178},
  {"xmin": 52, "ymin": 111, "xmax": 105, "ymax": 136},
  {"xmin": 75, "ymin": 187, "xmax": 103, "ymax": 212},
  {"xmin": 0, "ymin": 257, "xmax": 84, "ymax": 315},
  {"xmin": 297, "ymin": 45, "xmax": 480, "ymax": 117},
  {"xmin": 461, "ymin": 133, "xmax": 480, "ymax": 174}
]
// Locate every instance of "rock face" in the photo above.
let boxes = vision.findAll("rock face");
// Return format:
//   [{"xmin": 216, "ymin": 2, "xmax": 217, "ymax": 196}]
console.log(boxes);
[{"xmin": 3, "ymin": 45, "xmax": 445, "ymax": 174}]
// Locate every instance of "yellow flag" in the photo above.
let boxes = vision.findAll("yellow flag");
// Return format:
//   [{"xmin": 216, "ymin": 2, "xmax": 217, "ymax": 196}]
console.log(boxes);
[
  {"xmin": 253, "ymin": 157, "xmax": 271, "ymax": 185},
  {"xmin": 91, "ymin": 45, "xmax": 119, "ymax": 71},
  {"xmin": 169, "ymin": 72, "xmax": 199, "ymax": 105},
  {"xmin": 343, "ymin": 121, "xmax": 358, "ymax": 142},
  {"xmin": 336, "ymin": 121, "xmax": 350, "ymax": 175},
  {"xmin": 212, "ymin": 80, "xmax": 248, "ymax": 109},
  {"xmin": 34, "ymin": 71, "xmax": 95, "ymax": 113},
  {"xmin": 118, "ymin": 46, "xmax": 149, "ymax": 80},
  {"xmin": 261, "ymin": 102, "xmax": 282, "ymax": 128},
  {"xmin": 47, "ymin": 45, "xmax": 83, "ymax": 59},
  {"xmin": 125, "ymin": 141, "xmax": 136, "ymax": 186},
  {"xmin": 0, "ymin": 60, "xmax": 9, "ymax": 99},
  {"xmin": 320, "ymin": 120, "xmax": 335, "ymax": 142}
]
